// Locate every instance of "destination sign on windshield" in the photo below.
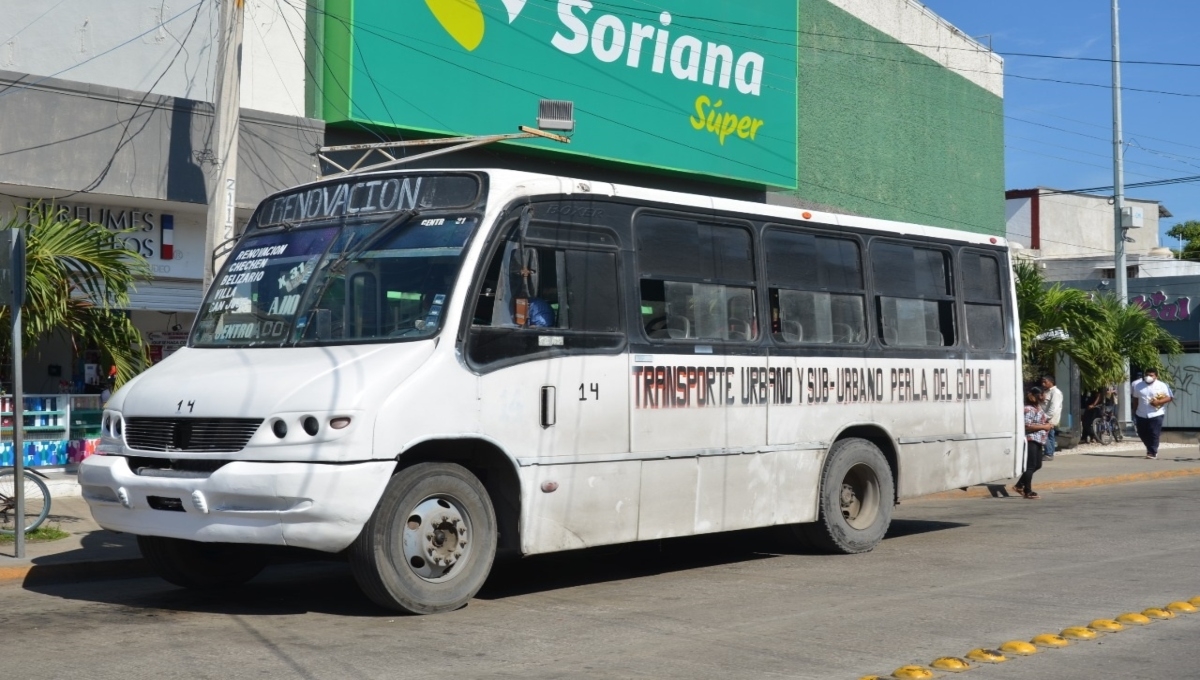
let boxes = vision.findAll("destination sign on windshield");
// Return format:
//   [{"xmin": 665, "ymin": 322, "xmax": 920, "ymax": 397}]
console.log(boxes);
[{"xmin": 253, "ymin": 174, "xmax": 481, "ymax": 229}]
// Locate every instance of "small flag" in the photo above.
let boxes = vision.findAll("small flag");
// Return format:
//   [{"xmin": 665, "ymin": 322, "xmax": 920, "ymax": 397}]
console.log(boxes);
[{"xmin": 161, "ymin": 214, "xmax": 174, "ymax": 259}]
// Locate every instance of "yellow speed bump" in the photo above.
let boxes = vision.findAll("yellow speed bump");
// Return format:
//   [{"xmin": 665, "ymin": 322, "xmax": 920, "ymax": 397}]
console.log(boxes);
[
  {"xmin": 857, "ymin": 676, "xmax": 885, "ymax": 680},
  {"xmin": 930, "ymin": 657, "xmax": 971, "ymax": 672},
  {"xmin": 1190, "ymin": 596, "xmax": 1200, "ymax": 607},
  {"xmin": 1167, "ymin": 601, "xmax": 1198, "ymax": 614},
  {"xmin": 965, "ymin": 648, "xmax": 1007, "ymax": 664},
  {"xmin": 1089, "ymin": 619, "xmax": 1125, "ymax": 632},
  {"xmin": 1032, "ymin": 634, "xmax": 1070, "ymax": 648},
  {"xmin": 891, "ymin": 665, "xmax": 935, "ymax": 679},
  {"xmin": 999, "ymin": 640, "xmax": 1038, "ymax": 656},
  {"xmin": 1143, "ymin": 607, "xmax": 1175, "ymax": 620},
  {"xmin": 1116, "ymin": 612, "xmax": 1152, "ymax": 625},
  {"xmin": 1061, "ymin": 627, "xmax": 1098, "ymax": 640}
]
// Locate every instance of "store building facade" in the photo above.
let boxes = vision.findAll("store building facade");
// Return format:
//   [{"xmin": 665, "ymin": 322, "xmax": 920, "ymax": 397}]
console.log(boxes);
[
  {"xmin": 1, "ymin": 0, "xmax": 1006, "ymax": 465},
  {"xmin": 0, "ymin": 1, "xmax": 321, "ymax": 465},
  {"xmin": 315, "ymin": 0, "xmax": 1006, "ymax": 235}
]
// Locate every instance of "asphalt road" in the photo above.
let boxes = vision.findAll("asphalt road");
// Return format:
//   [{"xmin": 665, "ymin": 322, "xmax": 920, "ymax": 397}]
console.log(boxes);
[{"xmin": 3, "ymin": 478, "xmax": 1199, "ymax": 680}]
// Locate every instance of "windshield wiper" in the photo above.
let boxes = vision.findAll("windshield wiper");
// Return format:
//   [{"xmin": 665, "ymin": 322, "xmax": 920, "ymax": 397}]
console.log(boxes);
[
  {"xmin": 292, "ymin": 209, "xmax": 422, "ymax": 342},
  {"xmin": 329, "ymin": 208, "xmax": 422, "ymax": 273}
]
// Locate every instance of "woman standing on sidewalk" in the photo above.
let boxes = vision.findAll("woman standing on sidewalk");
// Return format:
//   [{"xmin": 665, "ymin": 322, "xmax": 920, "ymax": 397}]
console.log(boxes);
[{"xmin": 1017, "ymin": 386, "xmax": 1054, "ymax": 499}]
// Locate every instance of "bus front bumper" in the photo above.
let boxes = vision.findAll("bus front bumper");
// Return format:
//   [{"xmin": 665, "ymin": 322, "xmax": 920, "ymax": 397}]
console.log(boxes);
[{"xmin": 79, "ymin": 455, "xmax": 394, "ymax": 553}]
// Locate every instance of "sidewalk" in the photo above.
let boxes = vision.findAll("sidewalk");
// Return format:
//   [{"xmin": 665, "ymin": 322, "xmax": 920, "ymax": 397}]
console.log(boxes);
[
  {"xmin": 0, "ymin": 495, "xmax": 144, "ymax": 584},
  {"xmin": 917, "ymin": 440, "xmax": 1200, "ymax": 501},
  {"xmin": 4, "ymin": 442, "xmax": 1200, "ymax": 586}
]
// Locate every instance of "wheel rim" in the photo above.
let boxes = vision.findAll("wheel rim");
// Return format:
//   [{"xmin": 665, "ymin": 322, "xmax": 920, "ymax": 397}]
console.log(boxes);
[
  {"xmin": 0, "ymin": 474, "xmax": 50, "ymax": 534},
  {"xmin": 399, "ymin": 495, "xmax": 473, "ymax": 583},
  {"xmin": 839, "ymin": 463, "xmax": 881, "ymax": 530}
]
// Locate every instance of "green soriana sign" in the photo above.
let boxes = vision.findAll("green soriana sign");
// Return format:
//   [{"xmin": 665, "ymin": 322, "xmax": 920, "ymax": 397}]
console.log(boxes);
[{"xmin": 323, "ymin": 0, "xmax": 798, "ymax": 187}]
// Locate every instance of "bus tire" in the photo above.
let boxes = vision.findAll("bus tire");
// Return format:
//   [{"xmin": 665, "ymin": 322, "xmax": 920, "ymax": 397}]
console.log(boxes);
[
  {"xmin": 796, "ymin": 438, "xmax": 893, "ymax": 554},
  {"xmin": 137, "ymin": 535, "xmax": 268, "ymax": 589},
  {"xmin": 349, "ymin": 462, "xmax": 497, "ymax": 615}
]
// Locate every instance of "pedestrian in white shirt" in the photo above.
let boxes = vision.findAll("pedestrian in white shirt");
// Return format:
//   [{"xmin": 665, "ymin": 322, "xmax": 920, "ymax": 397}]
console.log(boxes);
[
  {"xmin": 1039, "ymin": 375, "xmax": 1063, "ymax": 460},
  {"xmin": 1131, "ymin": 368, "xmax": 1173, "ymax": 459}
]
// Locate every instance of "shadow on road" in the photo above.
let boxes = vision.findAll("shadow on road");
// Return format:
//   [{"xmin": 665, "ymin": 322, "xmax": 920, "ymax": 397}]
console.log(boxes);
[{"xmin": 21, "ymin": 518, "xmax": 967, "ymax": 616}]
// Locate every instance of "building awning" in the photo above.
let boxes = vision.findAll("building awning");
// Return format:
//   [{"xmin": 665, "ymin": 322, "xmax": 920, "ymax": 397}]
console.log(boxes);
[{"xmin": 121, "ymin": 280, "xmax": 204, "ymax": 312}]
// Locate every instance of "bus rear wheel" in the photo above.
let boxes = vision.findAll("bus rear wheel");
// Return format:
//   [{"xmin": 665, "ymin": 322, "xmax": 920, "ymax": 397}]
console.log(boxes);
[
  {"xmin": 137, "ymin": 536, "xmax": 268, "ymax": 589},
  {"xmin": 349, "ymin": 462, "xmax": 497, "ymax": 615},
  {"xmin": 795, "ymin": 438, "xmax": 894, "ymax": 554}
]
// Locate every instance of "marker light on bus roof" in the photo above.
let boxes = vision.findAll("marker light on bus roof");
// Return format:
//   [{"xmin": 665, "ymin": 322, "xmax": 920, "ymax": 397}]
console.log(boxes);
[{"xmin": 802, "ymin": 212, "xmax": 812, "ymax": 219}]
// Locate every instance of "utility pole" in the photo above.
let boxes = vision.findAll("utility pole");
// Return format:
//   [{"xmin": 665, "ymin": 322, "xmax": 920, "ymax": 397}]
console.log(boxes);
[
  {"xmin": 203, "ymin": 0, "xmax": 245, "ymax": 288},
  {"xmin": 3, "ymin": 228, "xmax": 26, "ymax": 557},
  {"xmin": 1111, "ymin": 0, "xmax": 1132, "ymax": 430}
]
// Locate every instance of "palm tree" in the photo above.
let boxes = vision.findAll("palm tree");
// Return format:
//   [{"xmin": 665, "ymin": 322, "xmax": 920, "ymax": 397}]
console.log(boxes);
[
  {"xmin": 1014, "ymin": 261, "xmax": 1182, "ymax": 390},
  {"xmin": 1015, "ymin": 261, "xmax": 1108, "ymax": 385},
  {"xmin": 1091, "ymin": 293, "xmax": 1182, "ymax": 386},
  {"xmin": 0, "ymin": 203, "xmax": 150, "ymax": 387}
]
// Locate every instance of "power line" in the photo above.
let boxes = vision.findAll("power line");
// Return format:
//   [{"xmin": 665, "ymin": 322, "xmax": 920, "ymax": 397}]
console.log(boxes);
[
  {"xmin": 281, "ymin": 0, "xmax": 1200, "ymax": 167},
  {"xmin": 589, "ymin": 0, "xmax": 1200, "ymax": 69},
  {"xmin": 276, "ymin": 1, "xmax": 1193, "ymax": 249},
  {"xmin": 1043, "ymin": 175, "xmax": 1200, "ymax": 197},
  {"xmin": 1, "ymin": 0, "xmax": 71, "ymax": 45},
  {"xmin": 0, "ymin": 1, "xmax": 204, "ymax": 100}
]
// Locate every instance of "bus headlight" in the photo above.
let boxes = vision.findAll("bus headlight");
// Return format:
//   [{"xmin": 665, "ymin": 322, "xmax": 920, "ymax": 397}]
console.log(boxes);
[{"xmin": 98, "ymin": 410, "xmax": 125, "ymax": 454}]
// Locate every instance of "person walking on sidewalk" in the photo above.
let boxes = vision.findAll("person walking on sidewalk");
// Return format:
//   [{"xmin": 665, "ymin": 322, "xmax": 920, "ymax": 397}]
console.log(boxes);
[
  {"xmin": 1016, "ymin": 386, "xmax": 1052, "ymax": 499},
  {"xmin": 1131, "ymin": 368, "xmax": 1173, "ymax": 459},
  {"xmin": 1040, "ymin": 375, "xmax": 1063, "ymax": 460}
]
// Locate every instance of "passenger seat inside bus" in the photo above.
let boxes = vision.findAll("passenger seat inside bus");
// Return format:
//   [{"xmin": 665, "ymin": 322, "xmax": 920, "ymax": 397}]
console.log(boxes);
[
  {"xmin": 666, "ymin": 315, "xmax": 691, "ymax": 339},
  {"xmin": 780, "ymin": 320, "xmax": 803, "ymax": 343}
]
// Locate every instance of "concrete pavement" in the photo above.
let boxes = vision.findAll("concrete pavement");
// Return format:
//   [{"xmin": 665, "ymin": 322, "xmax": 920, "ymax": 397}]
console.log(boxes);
[
  {"xmin": 3, "ymin": 473, "xmax": 1199, "ymax": 679},
  {"xmin": 4, "ymin": 441, "xmax": 1200, "ymax": 586}
]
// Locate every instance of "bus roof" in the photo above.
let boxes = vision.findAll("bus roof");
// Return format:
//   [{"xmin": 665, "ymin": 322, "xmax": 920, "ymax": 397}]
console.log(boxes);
[{"xmin": 287, "ymin": 168, "xmax": 1008, "ymax": 249}]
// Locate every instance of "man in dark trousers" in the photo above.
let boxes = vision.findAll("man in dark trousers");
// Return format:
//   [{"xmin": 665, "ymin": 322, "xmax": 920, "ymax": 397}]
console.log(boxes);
[{"xmin": 1130, "ymin": 368, "xmax": 1173, "ymax": 459}]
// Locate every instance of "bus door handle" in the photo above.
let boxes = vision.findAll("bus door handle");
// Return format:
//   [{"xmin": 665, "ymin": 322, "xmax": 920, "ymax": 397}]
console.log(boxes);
[{"xmin": 541, "ymin": 386, "xmax": 556, "ymax": 428}]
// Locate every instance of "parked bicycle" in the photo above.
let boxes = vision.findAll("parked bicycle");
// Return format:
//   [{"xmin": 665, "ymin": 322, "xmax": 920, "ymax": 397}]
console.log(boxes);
[
  {"xmin": 0, "ymin": 467, "xmax": 51, "ymax": 534},
  {"xmin": 1091, "ymin": 406, "xmax": 1124, "ymax": 446}
]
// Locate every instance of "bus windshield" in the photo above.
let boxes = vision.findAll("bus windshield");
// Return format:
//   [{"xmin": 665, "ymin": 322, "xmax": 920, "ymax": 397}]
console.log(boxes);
[
  {"xmin": 192, "ymin": 215, "xmax": 479, "ymax": 347},
  {"xmin": 192, "ymin": 174, "xmax": 483, "ymax": 348}
]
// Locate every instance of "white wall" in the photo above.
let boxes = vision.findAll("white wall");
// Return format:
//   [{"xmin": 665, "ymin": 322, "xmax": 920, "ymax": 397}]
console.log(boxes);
[
  {"xmin": 1037, "ymin": 192, "xmax": 1160, "ymax": 258},
  {"xmin": 828, "ymin": 0, "xmax": 1004, "ymax": 96},
  {"xmin": 1161, "ymin": 354, "xmax": 1200, "ymax": 429},
  {"xmin": 1005, "ymin": 196, "xmax": 1033, "ymax": 248},
  {"xmin": 0, "ymin": 0, "xmax": 306, "ymax": 117}
]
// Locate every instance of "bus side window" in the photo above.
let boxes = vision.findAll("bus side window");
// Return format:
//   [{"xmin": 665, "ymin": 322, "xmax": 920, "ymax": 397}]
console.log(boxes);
[
  {"xmin": 871, "ymin": 242, "xmax": 956, "ymax": 347},
  {"xmin": 636, "ymin": 215, "xmax": 758, "ymax": 342},
  {"xmin": 468, "ymin": 228, "xmax": 623, "ymax": 367},
  {"xmin": 962, "ymin": 251, "xmax": 1006, "ymax": 350},
  {"xmin": 764, "ymin": 228, "xmax": 866, "ymax": 345}
]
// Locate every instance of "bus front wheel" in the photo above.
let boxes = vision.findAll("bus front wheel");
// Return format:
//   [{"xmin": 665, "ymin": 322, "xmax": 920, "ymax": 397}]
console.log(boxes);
[
  {"xmin": 350, "ymin": 462, "xmax": 497, "ymax": 615},
  {"xmin": 795, "ymin": 438, "xmax": 894, "ymax": 554}
]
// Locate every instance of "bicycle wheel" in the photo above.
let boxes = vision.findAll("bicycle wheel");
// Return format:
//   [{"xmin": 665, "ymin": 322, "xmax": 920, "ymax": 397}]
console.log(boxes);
[
  {"xmin": 0, "ymin": 469, "xmax": 51, "ymax": 534},
  {"xmin": 1112, "ymin": 421, "xmax": 1123, "ymax": 442},
  {"xmin": 1094, "ymin": 418, "xmax": 1112, "ymax": 445}
]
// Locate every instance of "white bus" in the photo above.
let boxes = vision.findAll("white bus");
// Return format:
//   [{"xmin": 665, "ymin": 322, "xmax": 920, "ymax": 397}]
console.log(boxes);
[{"xmin": 81, "ymin": 170, "xmax": 1022, "ymax": 614}]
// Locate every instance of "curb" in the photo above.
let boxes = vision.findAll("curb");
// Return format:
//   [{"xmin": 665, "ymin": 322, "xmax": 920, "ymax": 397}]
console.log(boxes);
[
  {"xmin": 0, "ymin": 558, "xmax": 149, "ymax": 587},
  {"xmin": 917, "ymin": 466, "xmax": 1200, "ymax": 501}
]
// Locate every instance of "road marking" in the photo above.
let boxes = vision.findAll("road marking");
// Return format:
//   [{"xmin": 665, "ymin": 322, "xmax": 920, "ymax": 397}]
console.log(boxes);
[{"xmin": 859, "ymin": 596, "xmax": 1200, "ymax": 678}]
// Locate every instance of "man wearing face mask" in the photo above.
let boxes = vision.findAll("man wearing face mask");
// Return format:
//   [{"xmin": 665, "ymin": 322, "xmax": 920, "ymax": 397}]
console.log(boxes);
[{"xmin": 1131, "ymin": 368, "xmax": 1173, "ymax": 460}]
